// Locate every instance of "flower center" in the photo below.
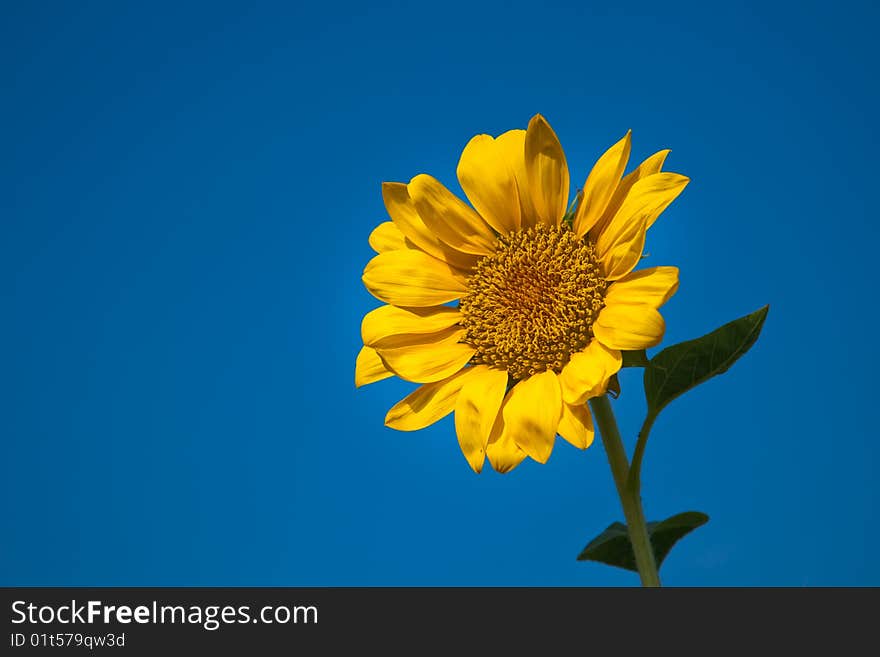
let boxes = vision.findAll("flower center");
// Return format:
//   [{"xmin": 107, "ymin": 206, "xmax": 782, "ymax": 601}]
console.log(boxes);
[{"xmin": 459, "ymin": 224, "xmax": 607, "ymax": 381}]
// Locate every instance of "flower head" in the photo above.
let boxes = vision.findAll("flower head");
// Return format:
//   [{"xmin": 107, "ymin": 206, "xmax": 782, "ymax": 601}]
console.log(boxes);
[{"xmin": 357, "ymin": 115, "xmax": 688, "ymax": 473}]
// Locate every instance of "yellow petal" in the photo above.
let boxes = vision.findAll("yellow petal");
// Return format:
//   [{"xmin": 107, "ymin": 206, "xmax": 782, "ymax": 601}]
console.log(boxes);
[
  {"xmin": 496, "ymin": 129, "xmax": 538, "ymax": 228},
  {"xmin": 641, "ymin": 172, "xmax": 689, "ymax": 229},
  {"xmin": 368, "ymin": 221, "xmax": 407, "ymax": 253},
  {"xmin": 595, "ymin": 173, "xmax": 689, "ymax": 277},
  {"xmin": 591, "ymin": 149, "xmax": 670, "ymax": 238},
  {"xmin": 370, "ymin": 324, "xmax": 461, "ymax": 350},
  {"xmin": 385, "ymin": 367, "xmax": 477, "ymax": 431},
  {"xmin": 361, "ymin": 305, "xmax": 462, "ymax": 348},
  {"xmin": 355, "ymin": 345, "xmax": 394, "ymax": 388},
  {"xmin": 573, "ymin": 131, "xmax": 631, "ymax": 238},
  {"xmin": 594, "ymin": 213, "xmax": 647, "ymax": 281},
  {"xmin": 557, "ymin": 402, "xmax": 595, "ymax": 449},
  {"xmin": 524, "ymin": 114, "xmax": 569, "ymax": 227},
  {"xmin": 381, "ymin": 182, "xmax": 479, "ymax": 271},
  {"xmin": 605, "ymin": 266, "xmax": 679, "ymax": 309},
  {"xmin": 593, "ymin": 303, "xmax": 666, "ymax": 350},
  {"xmin": 559, "ymin": 340, "xmax": 623, "ymax": 405},
  {"xmin": 485, "ymin": 398, "xmax": 528, "ymax": 474},
  {"xmin": 499, "ymin": 370, "xmax": 562, "ymax": 464},
  {"xmin": 453, "ymin": 366, "xmax": 508, "ymax": 473},
  {"xmin": 485, "ymin": 436, "xmax": 528, "ymax": 474},
  {"xmin": 377, "ymin": 328, "xmax": 474, "ymax": 383},
  {"xmin": 362, "ymin": 250, "xmax": 468, "ymax": 307},
  {"xmin": 457, "ymin": 134, "xmax": 520, "ymax": 234},
  {"xmin": 408, "ymin": 174, "xmax": 497, "ymax": 255}
]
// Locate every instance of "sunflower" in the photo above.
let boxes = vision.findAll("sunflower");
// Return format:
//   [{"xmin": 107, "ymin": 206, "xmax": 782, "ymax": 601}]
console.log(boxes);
[{"xmin": 356, "ymin": 115, "xmax": 688, "ymax": 474}]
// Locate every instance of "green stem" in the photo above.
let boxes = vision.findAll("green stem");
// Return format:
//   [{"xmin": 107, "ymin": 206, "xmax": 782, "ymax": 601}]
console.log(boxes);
[
  {"xmin": 627, "ymin": 412, "xmax": 656, "ymax": 496},
  {"xmin": 589, "ymin": 395, "xmax": 661, "ymax": 587}
]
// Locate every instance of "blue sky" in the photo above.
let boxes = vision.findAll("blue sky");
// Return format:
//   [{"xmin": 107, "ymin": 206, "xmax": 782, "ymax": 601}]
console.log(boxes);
[{"xmin": 2, "ymin": 0, "xmax": 878, "ymax": 585}]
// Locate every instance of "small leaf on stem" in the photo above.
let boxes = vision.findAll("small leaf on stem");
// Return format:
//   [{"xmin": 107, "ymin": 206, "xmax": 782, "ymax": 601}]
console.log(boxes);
[{"xmin": 577, "ymin": 511, "xmax": 709, "ymax": 571}]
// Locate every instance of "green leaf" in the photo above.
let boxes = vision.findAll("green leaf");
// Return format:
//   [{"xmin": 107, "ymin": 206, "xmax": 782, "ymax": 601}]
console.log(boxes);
[
  {"xmin": 621, "ymin": 349, "xmax": 649, "ymax": 368},
  {"xmin": 644, "ymin": 305, "xmax": 769, "ymax": 419},
  {"xmin": 577, "ymin": 511, "xmax": 709, "ymax": 571}
]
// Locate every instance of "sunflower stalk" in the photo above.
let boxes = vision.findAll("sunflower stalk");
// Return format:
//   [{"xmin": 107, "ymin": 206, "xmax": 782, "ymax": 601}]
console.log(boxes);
[{"xmin": 589, "ymin": 394, "xmax": 660, "ymax": 587}]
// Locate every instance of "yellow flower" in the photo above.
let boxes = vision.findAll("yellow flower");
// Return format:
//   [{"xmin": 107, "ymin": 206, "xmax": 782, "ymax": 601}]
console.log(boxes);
[{"xmin": 356, "ymin": 115, "xmax": 688, "ymax": 474}]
